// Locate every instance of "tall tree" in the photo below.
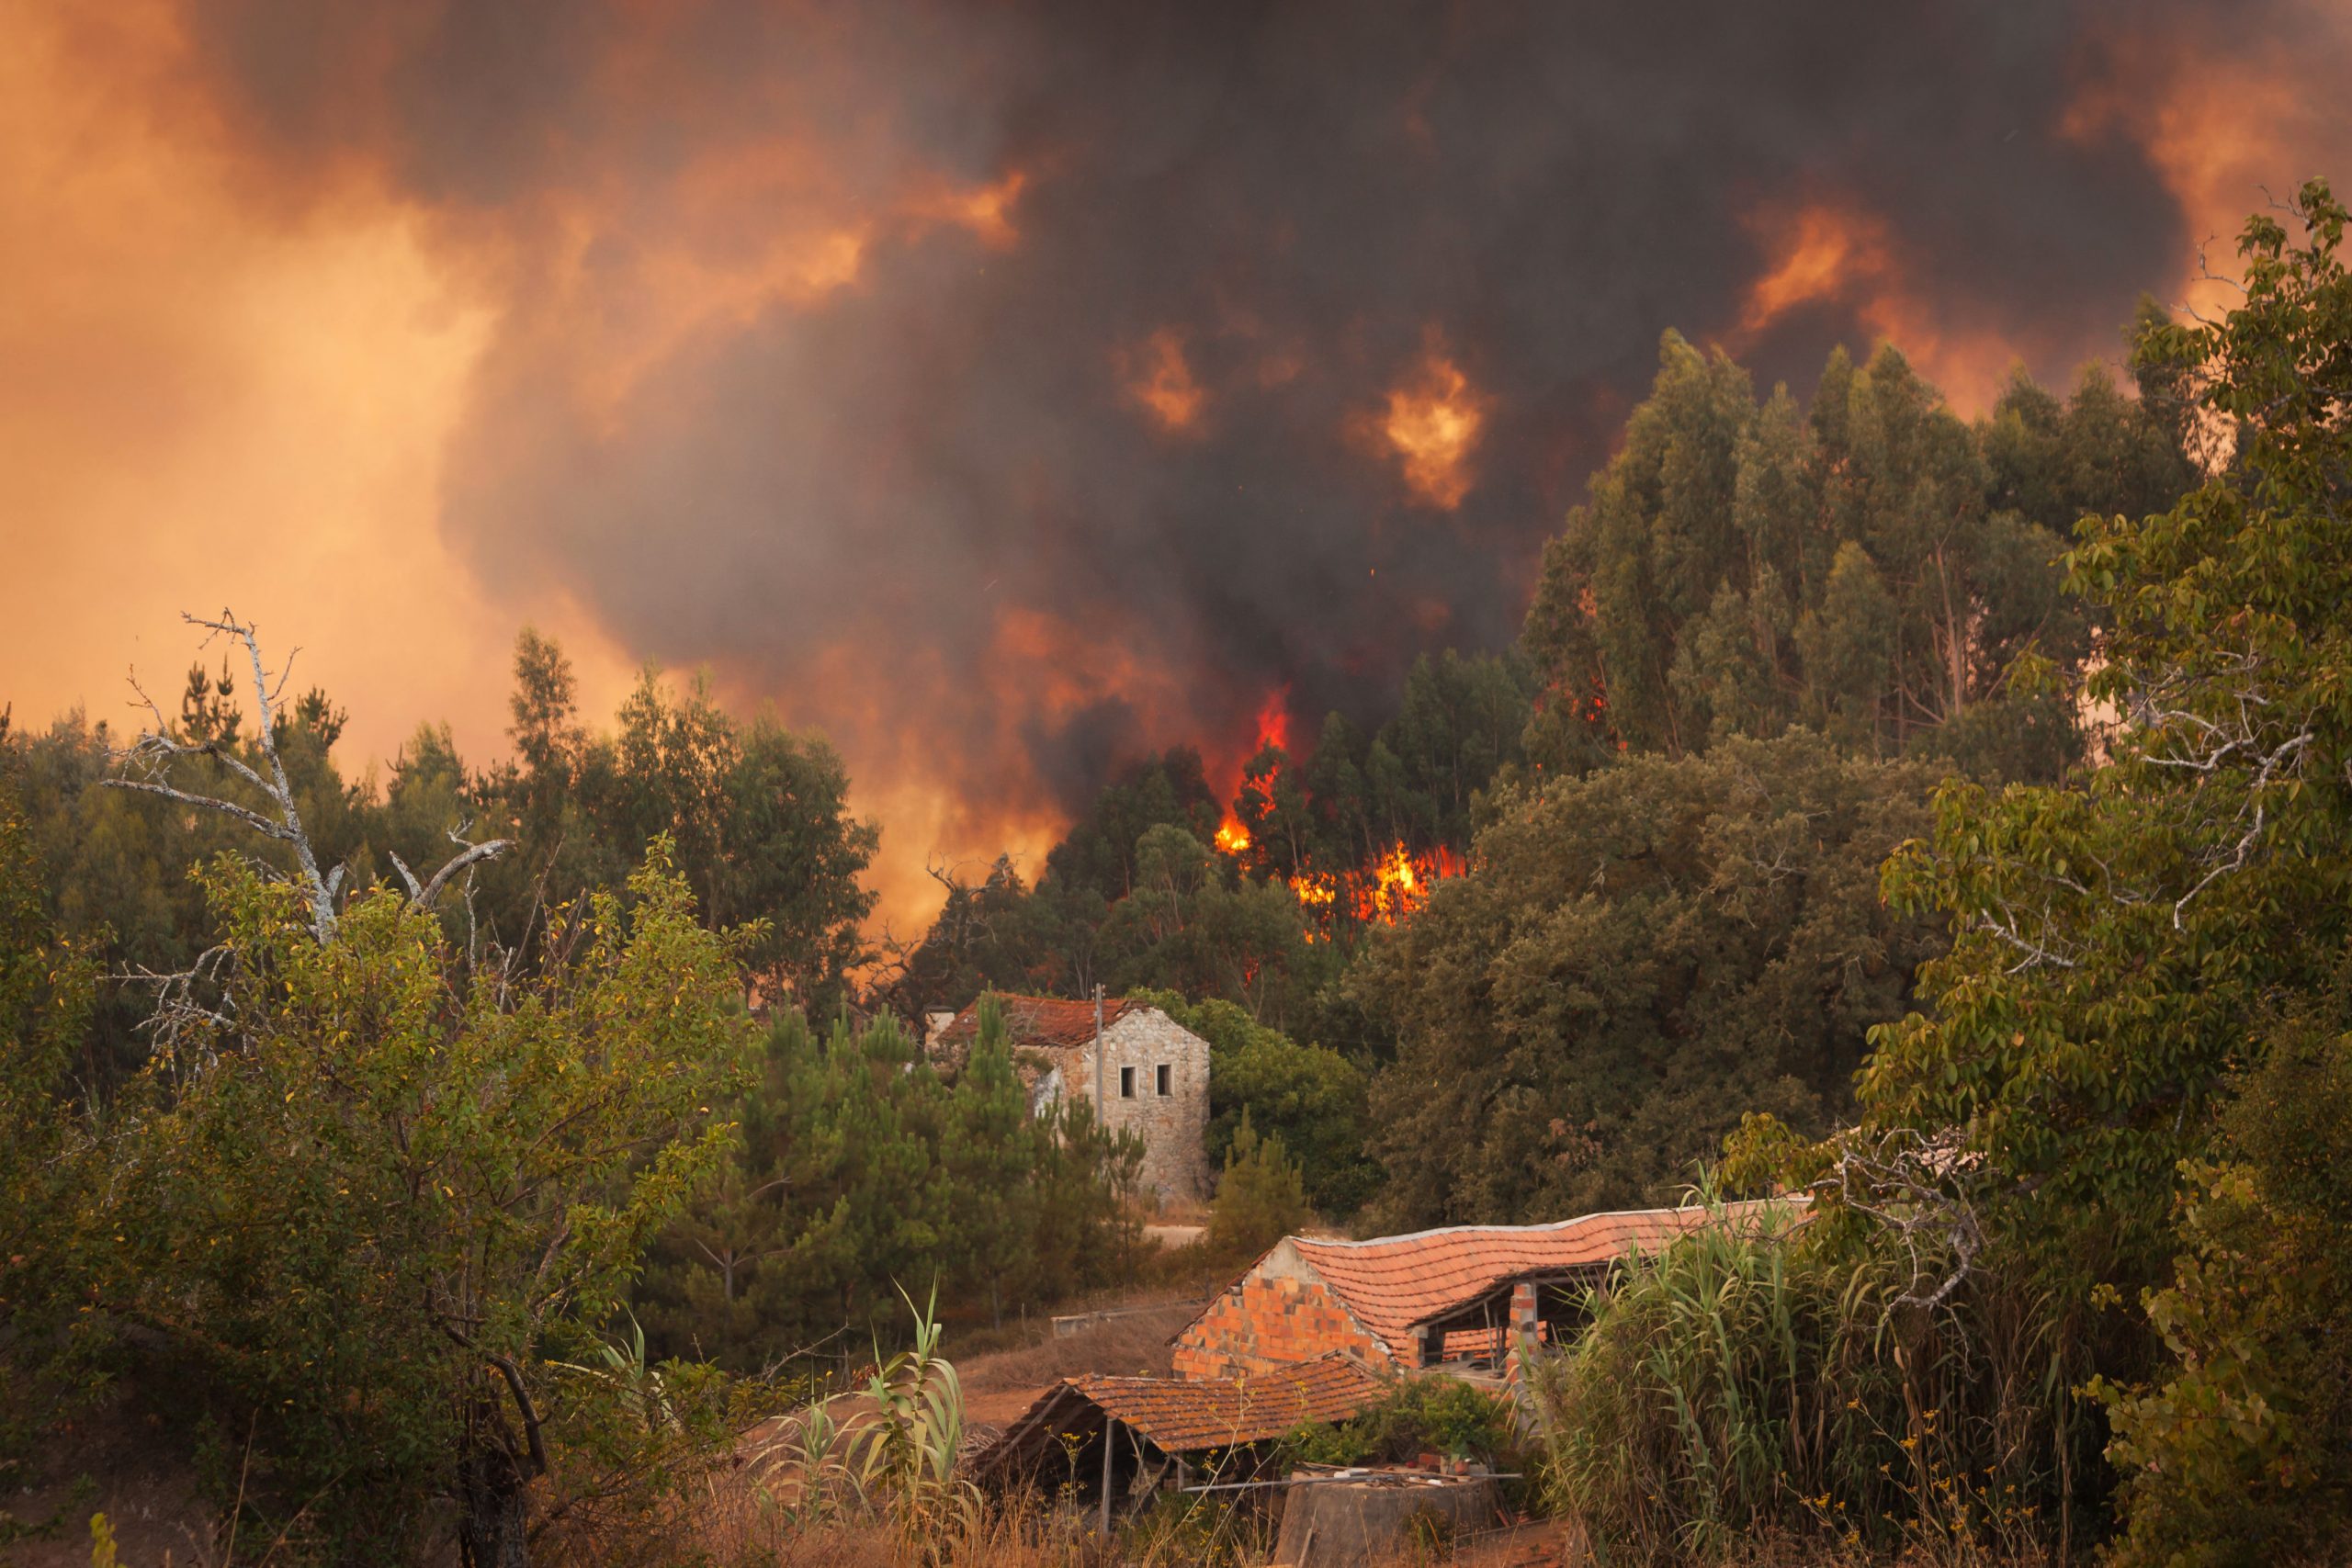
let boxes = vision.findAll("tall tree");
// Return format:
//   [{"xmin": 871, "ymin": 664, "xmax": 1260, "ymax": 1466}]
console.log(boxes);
[{"xmin": 1357, "ymin": 731, "xmax": 1941, "ymax": 1227}]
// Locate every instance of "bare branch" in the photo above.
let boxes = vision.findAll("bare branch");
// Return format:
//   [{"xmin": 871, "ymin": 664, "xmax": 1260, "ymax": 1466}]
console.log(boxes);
[
  {"xmin": 103, "ymin": 776, "xmax": 295, "ymax": 842},
  {"xmin": 107, "ymin": 609, "xmax": 511, "ymax": 955},
  {"xmin": 1815, "ymin": 1128, "xmax": 1986, "ymax": 1317},
  {"xmin": 387, "ymin": 852, "xmax": 427, "ymax": 902},
  {"xmin": 416, "ymin": 834, "xmax": 513, "ymax": 911}
]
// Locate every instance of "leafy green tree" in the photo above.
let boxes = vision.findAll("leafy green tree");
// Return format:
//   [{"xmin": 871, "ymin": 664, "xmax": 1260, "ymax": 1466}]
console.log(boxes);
[
  {"xmin": 2098, "ymin": 990, "xmax": 2352, "ymax": 1564},
  {"xmin": 74, "ymin": 848, "xmax": 749, "ymax": 1562},
  {"xmin": 0, "ymin": 773, "xmax": 97, "ymax": 1459},
  {"xmin": 1100, "ymin": 824, "xmax": 1329, "ymax": 1027},
  {"xmin": 1128, "ymin": 988, "xmax": 1377, "ymax": 1215},
  {"xmin": 939, "ymin": 1001, "xmax": 1041, "ymax": 1330},
  {"xmin": 875, "ymin": 854, "xmax": 1090, "ymax": 1014},
  {"xmin": 458, "ymin": 639, "xmax": 884, "ymax": 1016},
  {"xmin": 1792, "ymin": 179, "xmax": 2352, "ymax": 1549},
  {"xmin": 1521, "ymin": 330, "xmax": 2183, "ymax": 782},
  {"xmin": 1358, "ymin": 730, "xmax": 1941, "ymax": 1227},
  {"xmin": 1857, "ymin": 179, "xmax": 2352, "ymax": 1284},
  {"xmin": 641, "ymin": 1001, "xmax": 1146, "ymax": 1363},
  {"xmin": 1041, "ymin": 747, "xmax": 1223, "ymax": 902}
]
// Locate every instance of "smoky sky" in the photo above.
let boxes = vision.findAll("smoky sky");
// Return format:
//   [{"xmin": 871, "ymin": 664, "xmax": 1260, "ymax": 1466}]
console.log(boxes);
[{"xmin": 163, "ymin": 0, "xmax": 2255, "ymax": 821}]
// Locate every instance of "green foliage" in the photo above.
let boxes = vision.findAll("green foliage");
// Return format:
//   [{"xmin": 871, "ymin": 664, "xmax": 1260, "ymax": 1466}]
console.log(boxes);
[
  {"xmin": 481, "ymin": 650, "xmax": 882, "ymax": 1019},
  {"xmin": 1204, "ymin": 1111, "xmax": 1310, "ymax": 1258},
  {"xmin": 1530, "ymin": 1201, "xmax": 2056, "ymax": 1562},
  {"xmin": 3, "ymin": 629, "xmax": 882, "ymax": 1091},
  {"xmin": 1287, "ymin": 1377, "xmax": 1518, "ymax": 1469},
  {"xmin": 2097, "ymin": 989, "xmax": 2352, "ymax": 1565},
  {"xmin": 0, "ymin": 772, "xmax": 96, "ymax": 1301},
  {"xmin": 67, "ymin": 847, "xmax": 751, "ymax": 1558},
  {"xmin": 877, "ymin": 854, "xmax": 1095, "ymax": 1012},
  {"xmin": 639, "ymin": 998, "xmax": 1144, "ymax": 1362},
  {"xmin": 1357, "ymin": 730, "xmax": 1942, "ymax": 1226},
  {"xmin": 0, "ymin": 772, "xmax": 97, "ymax": 1489},
  {"xmin": 1127, "ymin": 988, "xmax": 1377, "ymax": 1215},
  {"xmin": 1099, "ymin": 825, "xmax": 1334, "ymax": 1026},
  {"xmin": 1521, "ymin": 330, "xmax": 2187, "ymax": 778},
  {"xmin": 1860, "ymin": 179, "xmax": 2352, "ymax": 1292},
  {"xmin": 844, "ymin": 1285, "xmax": 973, "ymax": 1524}
]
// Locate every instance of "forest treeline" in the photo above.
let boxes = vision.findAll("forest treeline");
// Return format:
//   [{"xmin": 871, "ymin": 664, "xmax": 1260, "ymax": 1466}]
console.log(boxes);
[
  {"xmin": 880, "ymin": 309, "xmax": 2195, "ymax": 1232},
  {"xmin": 7, "ymin": 180, "xmax": 2349, "ymax": 1562}
]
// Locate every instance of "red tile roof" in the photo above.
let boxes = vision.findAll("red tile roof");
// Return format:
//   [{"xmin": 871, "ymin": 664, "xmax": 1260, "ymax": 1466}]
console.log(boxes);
[
  {"xmin": 1267, "ymin": 1201, "xmax": 1803, "ymax": 1359},
  {"xmin": 977, "ymin": 1356, "xmax": 1384, "ymax": 1476},
  {"xmin": 931, "ymin": 993, "xmax": 1145, "ymax": 1052}
]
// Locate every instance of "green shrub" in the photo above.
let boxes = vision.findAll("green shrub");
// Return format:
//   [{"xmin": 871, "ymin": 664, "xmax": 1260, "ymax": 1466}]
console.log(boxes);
[
  {"xmin": 1204, "ymin": 1111, "xmax": 1310, "ymax": 1259},
  {"xmin": 2098, "ymin": 1002, "xmax": 2352, "ymax": 1564},
  {"xmin": 1285, "ymin": 1378, "xmax": 1518, "ymax": 1470}
]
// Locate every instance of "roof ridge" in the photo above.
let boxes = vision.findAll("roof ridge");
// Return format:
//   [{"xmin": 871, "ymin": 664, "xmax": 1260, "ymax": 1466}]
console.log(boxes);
[{"xmin": 1293, "ymin": 1201, "xmax": 1729, "ymax": 1252}]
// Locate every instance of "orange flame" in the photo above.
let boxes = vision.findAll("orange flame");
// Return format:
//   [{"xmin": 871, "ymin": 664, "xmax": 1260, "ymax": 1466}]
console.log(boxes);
[
  {"xmin": 1283, "ymin": 840, "xmax": 1465, "ymax": 935},
  {"xmin": 1252, "ymin": 688, "xmax": 1291, "ymax": 754},
  {"xmin": 1379, "ymin": 338, "xmax": 1491, "ymax": 509},
  {"xmin": 1215, "ymin": 818, "xmax": 1253, "ymax": 854}
]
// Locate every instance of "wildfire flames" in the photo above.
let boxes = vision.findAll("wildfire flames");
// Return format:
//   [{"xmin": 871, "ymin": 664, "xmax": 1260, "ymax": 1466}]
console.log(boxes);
[
  {"xmin": 1208, "ymin": 689, "xmax": 1465, "ymax": 933},
  {"xmin": 1283, "ymin": 841, "xmax": 1466, "ymax": 933},
  {"xmin": 1380, "ymin": 340, "xmax": 1490, "ymax": 509}
]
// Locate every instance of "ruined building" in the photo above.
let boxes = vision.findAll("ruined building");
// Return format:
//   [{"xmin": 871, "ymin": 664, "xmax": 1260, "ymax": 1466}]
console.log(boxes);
[
  {"xmin": 1170, "ymin": 1200, "xmax": 1805, "ymax": 1380},
  {"xmin": 925, "ymin": 994, "xmax": 1210, "ymax": 1203}
]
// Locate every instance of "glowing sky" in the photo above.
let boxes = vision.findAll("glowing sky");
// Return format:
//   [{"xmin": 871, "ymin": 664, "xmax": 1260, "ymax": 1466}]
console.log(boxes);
[{"xmin": 7, "ymin": 0, "xmax": 2348, "ymax": 927}]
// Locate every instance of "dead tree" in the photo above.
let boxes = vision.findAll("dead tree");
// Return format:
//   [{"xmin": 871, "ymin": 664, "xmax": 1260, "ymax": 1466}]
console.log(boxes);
[{"xmin": 105, "ymin": 608, "xmax": 511, "ymax": 947}]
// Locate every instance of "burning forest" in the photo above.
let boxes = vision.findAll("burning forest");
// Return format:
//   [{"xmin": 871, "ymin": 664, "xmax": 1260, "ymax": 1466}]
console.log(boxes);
[{"xmin": 10, "ymin": 3, "xmax": 2352, "ymax": 1565}]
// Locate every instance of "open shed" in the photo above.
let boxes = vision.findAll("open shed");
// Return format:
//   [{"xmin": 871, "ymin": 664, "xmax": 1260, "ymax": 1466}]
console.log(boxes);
[{"xmin": 972, "ymin": 1355, "xmax": 1385, "ymax": 1515}]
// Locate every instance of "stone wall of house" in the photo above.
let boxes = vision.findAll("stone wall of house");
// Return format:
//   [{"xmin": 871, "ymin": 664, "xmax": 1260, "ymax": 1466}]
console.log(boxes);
[
  {"xmin": 1170, "ymin": 1268, "xmax": 1392, "ymax": 1379},
  {"xmin": 1054, "ymin": 1008, "xmax": 1210, "ymax": 1203}
]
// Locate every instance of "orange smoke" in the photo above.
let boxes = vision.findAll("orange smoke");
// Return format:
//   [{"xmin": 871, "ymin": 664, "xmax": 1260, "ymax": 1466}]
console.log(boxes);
[
  {"xmin": 2063, "ymin": 11, "xmax": 2352, "ymax": 333},
  {"xmin": 1737, "ymin": 202, "xmax": 1894, "ymax": 336},
  {"xmin": 1378, "ymin": 337, "xmax": 1491, "ymax": 509},
  {"xmin": 1118, "ymin": 328, "xmax": 1207, "ymax": 434},
  {"xmin": 1736, "ymin": 197, "xmax": 2019, "ymax": 413}
]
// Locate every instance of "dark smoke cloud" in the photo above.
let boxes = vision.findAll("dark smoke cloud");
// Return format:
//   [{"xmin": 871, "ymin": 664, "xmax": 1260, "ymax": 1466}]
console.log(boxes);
[{"xmin": 164, "ymin": 0, "xmax": 2283, "ymax": 831}]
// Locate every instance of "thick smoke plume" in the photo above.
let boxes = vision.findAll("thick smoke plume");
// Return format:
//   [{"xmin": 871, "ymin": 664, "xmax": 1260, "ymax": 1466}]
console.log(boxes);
[{"xmin": 140, "ymin": 0, "xmax": 2352, "ymax": 901}]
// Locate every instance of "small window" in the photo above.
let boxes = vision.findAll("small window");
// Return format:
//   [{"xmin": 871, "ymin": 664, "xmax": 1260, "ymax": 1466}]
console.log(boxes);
[
  {"xmin": 1120, "ymin": 1066, "xmax": 1136, "ymax": 1099},
  {"xmin": 1156, "ymin": 1064, "xmax": 1172, "ymax": 1097}
]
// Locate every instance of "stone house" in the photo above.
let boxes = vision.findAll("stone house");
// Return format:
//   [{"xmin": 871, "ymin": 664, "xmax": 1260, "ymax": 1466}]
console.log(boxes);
[
  {"xmin": 925, "ymin": 994, "xmax": 1211, "ymax": 1203},
  {"xmin": 1170, "ymin": 1200, "xmax": 1804, "ymax": 1380}
]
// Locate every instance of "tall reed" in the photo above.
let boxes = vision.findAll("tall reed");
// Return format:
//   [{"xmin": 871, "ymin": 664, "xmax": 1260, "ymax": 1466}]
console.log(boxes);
[{"xmin": 1526, "ymin": 1195, "xmax": 2064, "ymax": 1564}]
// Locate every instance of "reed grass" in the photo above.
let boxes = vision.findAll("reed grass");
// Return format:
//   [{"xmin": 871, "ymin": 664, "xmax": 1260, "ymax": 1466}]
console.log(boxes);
[{"xmin": 1525, "ymin": 1192, "xmax": 2069, "ymax": 1565}]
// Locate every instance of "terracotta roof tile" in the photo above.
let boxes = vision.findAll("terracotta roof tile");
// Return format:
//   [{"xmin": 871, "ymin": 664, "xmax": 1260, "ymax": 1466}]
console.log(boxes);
[
  {"xmin": 1287, "ymin": 1200, "xmax": 1802, "ymax": 1356},
  {"xmin": 932, "ymin": 993, "xmax": 1145, "ymax": 1052},
  {"xmin": 981, "ymin": 1357, "xmax": 1384, "ymax": 1472}
]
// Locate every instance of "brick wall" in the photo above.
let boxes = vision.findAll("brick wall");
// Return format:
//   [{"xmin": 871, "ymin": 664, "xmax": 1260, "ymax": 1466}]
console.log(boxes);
[
  {"xmin": 1069, "ymin": 1009, "xmax": 1210, "ymax": 1203},
  {"xmin": 1171, "ymin": 1269, "xmax": 1393, "ymax": 1379}
]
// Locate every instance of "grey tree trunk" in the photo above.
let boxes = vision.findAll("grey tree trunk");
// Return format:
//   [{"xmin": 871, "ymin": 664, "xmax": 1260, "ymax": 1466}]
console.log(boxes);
[{"xmin": 458, "ymin": 1434, "xmax": 531, "ymax": 1568}]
